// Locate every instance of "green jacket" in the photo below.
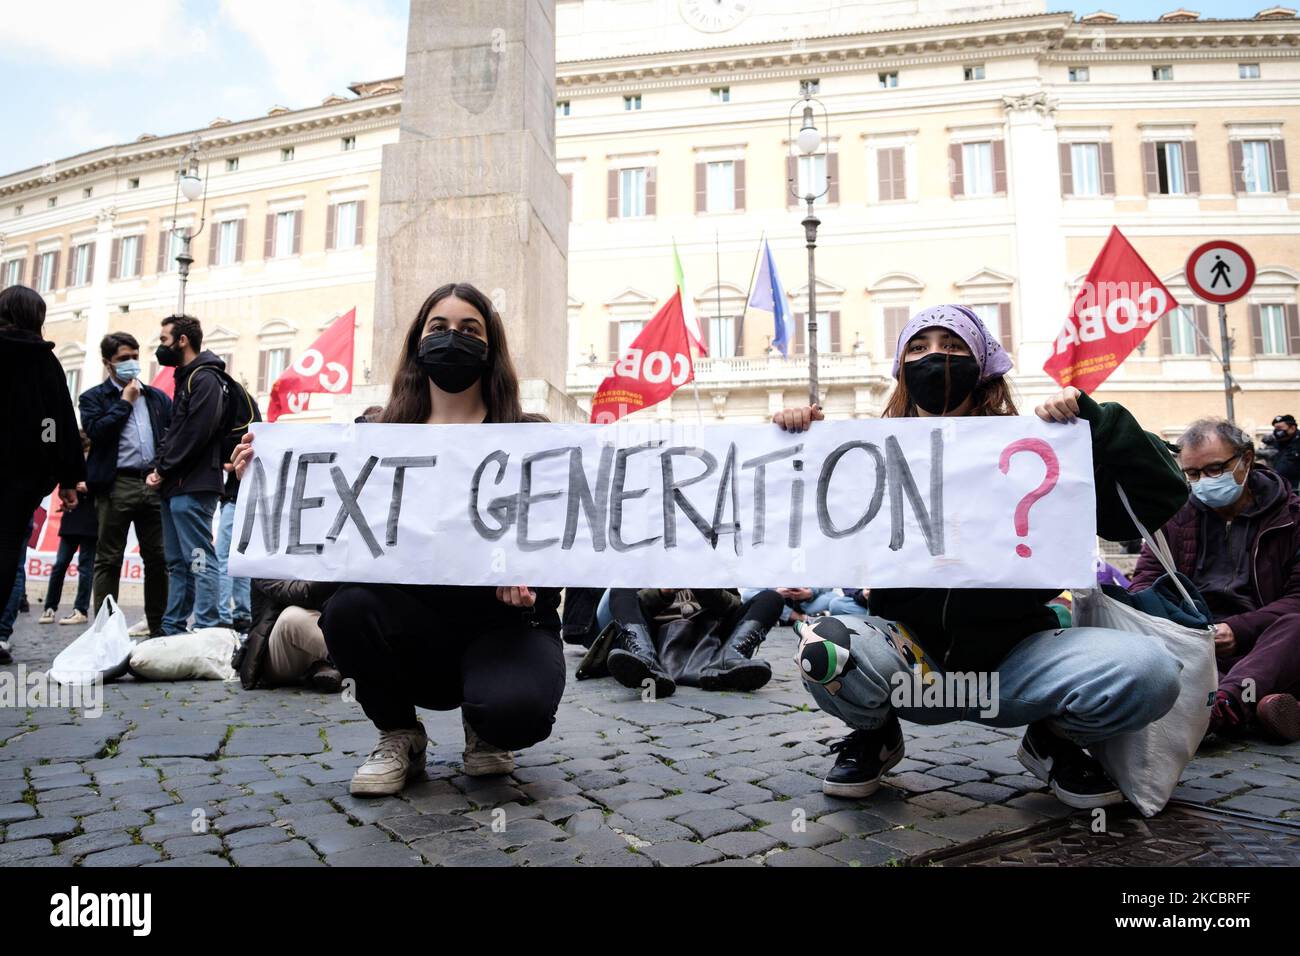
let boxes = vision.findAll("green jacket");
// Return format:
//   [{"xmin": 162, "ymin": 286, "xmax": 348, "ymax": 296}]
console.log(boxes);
[{"xmin": 869, "ymin": 391, "xmax": 1188, "ymax": 673}]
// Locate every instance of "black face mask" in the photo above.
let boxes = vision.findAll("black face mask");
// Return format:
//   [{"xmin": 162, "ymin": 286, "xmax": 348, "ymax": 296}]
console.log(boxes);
[
  {"xmin": 417, "ymin": 329, "xmax": 488, "ymax": 394},
  {"xmin": 155, "ymin": 343, "xmax": 183, "ymax": 368},
  {"xmin": 903, "ymin": 353, "xmax": 981, "ymax": 415},
  {"xmin": 1275, "ymin": 428, "xmax": 1292, "ymax": 441}
]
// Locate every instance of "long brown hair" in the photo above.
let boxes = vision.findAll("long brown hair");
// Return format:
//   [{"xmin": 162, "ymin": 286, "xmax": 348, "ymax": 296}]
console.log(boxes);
[
  {"xmin": 881, "ymin": 338, "xmax": 1019, "ymax": 419},
  {"xmin": 379, "ymin": 282, "xmax": 542, "ymax": 425}
]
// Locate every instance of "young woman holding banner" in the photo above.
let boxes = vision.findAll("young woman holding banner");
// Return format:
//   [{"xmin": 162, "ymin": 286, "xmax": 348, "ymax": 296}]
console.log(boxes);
[
  {"xmin": 774, "ymin": 304, "xmax": 1188, "ymax": 807},
  {"xmin": 233, "ymin": 283, "xmax": 565, "ymax": 796}
]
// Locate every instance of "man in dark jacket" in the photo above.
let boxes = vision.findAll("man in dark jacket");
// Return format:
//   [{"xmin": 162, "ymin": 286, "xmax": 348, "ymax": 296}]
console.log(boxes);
[
  {"xmin": 1258, "ymin": 414, "xmax": 1300, "ymax": 490},
  {"xmin": 1131, "ymin": 418, "xmax": 1300, "ymax": 742},
  {"xmin": 80, "ymin": 331, "xmax": 172, "ymax": 636},
  {"xmin": 0, "ymin": 285, "xmax": 84, "ymax": 664},
  {"xmin": 146, "ymin": 315, "xmax": 227, "ymax": 634}
]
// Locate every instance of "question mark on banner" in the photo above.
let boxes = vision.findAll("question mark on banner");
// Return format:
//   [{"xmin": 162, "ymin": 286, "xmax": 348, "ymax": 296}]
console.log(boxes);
[{"xmin": 998, "ymin": 439, "xmax": 1060, "ymax": 558}]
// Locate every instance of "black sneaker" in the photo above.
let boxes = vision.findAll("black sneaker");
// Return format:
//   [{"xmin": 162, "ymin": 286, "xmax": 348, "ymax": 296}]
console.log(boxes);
[
  {"xmin": 822, "ymin": 712, "xmax": 905, "ymax": 798},
  {"xmin": 1017, "ymin": 721, "xmax": 1123, "ymax": 809}
]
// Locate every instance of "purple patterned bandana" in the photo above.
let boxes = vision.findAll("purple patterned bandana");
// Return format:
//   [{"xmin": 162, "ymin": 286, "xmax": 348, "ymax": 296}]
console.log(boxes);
[{"xmin": 890, "ymin": 304, "xmax": 1014, "ymax": 384}]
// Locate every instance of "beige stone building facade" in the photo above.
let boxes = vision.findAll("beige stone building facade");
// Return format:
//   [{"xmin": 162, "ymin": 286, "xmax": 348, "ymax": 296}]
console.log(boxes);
[{"xmin": 2, "ymin": 1, "xmax": 1298, "ymax": 444}]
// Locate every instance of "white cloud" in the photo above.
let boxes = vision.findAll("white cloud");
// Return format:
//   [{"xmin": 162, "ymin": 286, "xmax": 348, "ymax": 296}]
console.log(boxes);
[
  {"xmin": 0, "ymin": 0, "xmax": 206, "ymax": 68},
  {"xmin": 219, "ymin": 0, "xmax": 407, "ymax": 108}
]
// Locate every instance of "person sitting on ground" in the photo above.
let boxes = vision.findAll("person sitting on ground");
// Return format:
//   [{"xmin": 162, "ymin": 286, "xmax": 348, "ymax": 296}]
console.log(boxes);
[
  {"xmin": 1131, "ymin": 418, "xmax": 1300, "ymax": 743},
  {"xmin": 603, "ymin": 587, "xmax": 784, "ymax": 696},
  {"xmin": 237, "ymin": 579, "xmax": 342, "ymax": 692},
  {"xmin": 40, "ymin": 431, "xmax": 97, "ymax": 627},
  {"xmin": 774, "ymin": 304, "xmax": 1187, "ymax": 808}
]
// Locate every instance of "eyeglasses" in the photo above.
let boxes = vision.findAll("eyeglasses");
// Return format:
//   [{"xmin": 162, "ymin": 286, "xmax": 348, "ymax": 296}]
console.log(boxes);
[{"xmin": 1182, "ymin": 454, "xmax": 1242, "ymax": 482}]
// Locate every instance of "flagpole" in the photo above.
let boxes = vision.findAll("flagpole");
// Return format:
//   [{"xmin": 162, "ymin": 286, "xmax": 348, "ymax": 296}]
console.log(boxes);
[
  {"xmin": 675, "ymin": 237, "xmax": 705, "ymax": 426},
  {"xmin": 735, "ymin": 231, "xmax": 766, "ymax": 350}
]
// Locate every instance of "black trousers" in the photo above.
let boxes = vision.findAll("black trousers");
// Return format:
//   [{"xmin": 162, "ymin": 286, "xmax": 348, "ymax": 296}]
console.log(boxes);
[
  {"xmin": 320, "ymin": 584, "xmax": 566, "ymax": 748},
  {"xmin": 609, "ymin": 588, "xmax": 784, "ymax": 637},
  {"xmin": 0, "ymin": 491, "xmax": 44, "ymax": 616}
]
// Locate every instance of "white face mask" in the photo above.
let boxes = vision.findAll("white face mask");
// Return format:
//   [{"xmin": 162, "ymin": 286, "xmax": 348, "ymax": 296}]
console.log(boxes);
[{"xmin": 1189, "ymin": 458, "xmax": 1247, "ymax": 509}]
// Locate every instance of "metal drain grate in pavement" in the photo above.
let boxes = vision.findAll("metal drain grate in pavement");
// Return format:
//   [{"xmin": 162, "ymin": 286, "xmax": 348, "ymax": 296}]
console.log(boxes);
[{"xmin": 910, "ymin": 802, "xmax": 1300, "ymax": 867}]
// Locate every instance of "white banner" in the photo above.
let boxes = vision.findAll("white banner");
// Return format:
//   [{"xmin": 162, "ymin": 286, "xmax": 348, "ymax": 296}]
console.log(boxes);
[{"xmin": 228, "ymin": 419, "xmax": 1098, "ymax": 590}]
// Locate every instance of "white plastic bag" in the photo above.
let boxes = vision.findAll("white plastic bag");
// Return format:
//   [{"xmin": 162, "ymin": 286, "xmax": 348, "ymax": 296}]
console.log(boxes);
[
  {"xmin": 50, "ymin": 595, "xmax": 133, "ymax": 685},
  {"xmin": 1076, "ymin": 485, "xmax": 1216, "ymax": 817},
  {"xmin": 128, "ymin": 628, "xmax": 240, "ymax": 681}
]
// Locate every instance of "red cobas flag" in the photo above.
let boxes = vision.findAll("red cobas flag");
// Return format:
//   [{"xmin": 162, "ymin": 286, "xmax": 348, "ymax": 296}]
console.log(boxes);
[
  {"xmin": 268, "ymin": 308, "xmax": 357, "ymax": 421},
  {"xmin": 1044, "ymin": 226, "xmax": 1178, "ymax": 393},
  {"xmin": 590, "ymin": 290, "xmax": 694, "ymax": 424},
  {"xmin": 150, "ymin": 366, "xmax": 175, "ymax": 399}
]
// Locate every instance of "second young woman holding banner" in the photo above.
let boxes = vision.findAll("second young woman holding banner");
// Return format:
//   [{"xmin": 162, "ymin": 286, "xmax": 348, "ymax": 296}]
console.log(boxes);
[
  {"xmin": 774, "ymin": 304, "xmax": 1189, "ymax": 808},
  {"xmin": 234, "ymin": 283, "xmax": 565, "ymax": 796}
]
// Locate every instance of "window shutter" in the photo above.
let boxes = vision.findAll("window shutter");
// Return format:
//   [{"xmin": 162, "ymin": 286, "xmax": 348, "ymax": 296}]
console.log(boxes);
[
  {"xmin": 1184, "ymin": 140, "xmax": 1201, "ymax": 194},
  {"xmin": 1271, "ymin": 139, "xmax": 1289, "ymax": 192},
  {"xmin": 883, "ymin": 306, "xmax": 909, "ymax": 356},
  {"xmin": 31, "ymin": 256, "xmax": 39, "ymax": 289},
  {"xmin": 65, "ymin": 248, "xmax": 75, "ymax": 287},
  {"xmin": 695, "ymin": 162, "xmax": 706, "ymax": 214},
  {"xmin": 795, "ymin": 312, "xmax": 806, "ymax": 354},
  {"xmin": 85, "ymin": 243, "xmax": 95, "ymax": 283},
  {"xmin": 644, "ymin": 169, "xmax": 656, "ymax": 216},
  {"xmin": 235, "ymin": 220, "xmax": 245, "ymax": 263},
  {"xmin": 157, "ymin": 231, "xmax": 168, "ymax": 273},
  {"xmin": 1230, "ymin": 140, "xmax": 1246, "ymax": 194},
  {"xmin": 326, "ymin": 204, "xmax": 337, "ymax": 250},
  {"xmin": 1159, "ymin": 310, "xmax": 1173, "ymax": 355},
  {"xmin": 16, "ymin": 258, "xmax": 24, "ymax": 285},
  {"xmin": 1058, "ymin": 142, "xmax": 1073, "ymax": 196},
  {"xmin": 878, "ymin": 149, "xmax": 893, "ymax": 202},
  {"xmin": 1195, "ymin": 305, "xmax": 1209, "ymax": 356},
  {"xmin": 827, "ymin": 153, "xmax": 839, "ymax": 204},
  {"xmin": 132, "ymin": 238, "xmax": 142, "ymax": 277},
  {"xmin": 734, "ymin": 159, "xmax": 745, "ymax": 211},
  {"xmin": 697, "ymin": 310, "xmax": 710, "ymax": 353},
  {"xmin": 264, "ymin": 213, "xmax": 275, "ymax": 259},
  {"xmin": 354, "ymin": 201, "xmax": 365, "ymax": 246},
  {"xmin": 257, "ymin": 350, "xmax": 268, "ymax": 394},
  {"xmin": 895, "ymin": 148, "xmax": 908, "ymax": 200},
  {"xmin": 293, "ymin": 210, "xmax": 303, "ymax": 255},
  {"xmin": 948, "ymin": 143, "xmax": 964, "ymax": 197},
  {"xmin": 830, "ymin": 311, "xmax": 841, "ymax": 353},
  {"xmin": 1142, "ymin": 142, "xmax": 1160, "ymax": 195},
  {"xmin": 607, "ymin": 169, "xmax": 619, "ymax": 219},
  {"xmin": 607, "ymin": 322, "xmax": 619, "ymax": 361},
  {"xmin": 786, "ymin": 155, "xmax": 797, "ymax": 208},
  {"xmin": 208, "ymin": 229, "xmax": 218, "ymax": 267},
  {"xmin": 992, "ymin": 140, "xmax": 1007, "ymax": 195},
  {"xmin": 1287, "ymin": 304, "xmax": 1300, "ymax": 355},
  {"xmin": 998, "ymin": 302, "xmax": 1013, "ymax": 354},
  {"xmin": 1250, "ymin": 304, "xmax": 1264, "ymax": 354},
  {"xmin": 561, "ymin": 173, "xmax": 573, "ymax": 222},
  {"xmin": 1100, "ymin": 142, "xmax": 1116, "ymax": 195}
]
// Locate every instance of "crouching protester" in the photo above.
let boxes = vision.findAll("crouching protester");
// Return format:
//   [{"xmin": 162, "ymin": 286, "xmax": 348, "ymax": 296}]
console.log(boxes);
[
  {"xmin": 236, "ymin": 579, "xmax": 341, "ymax": 692},
  {"xmin": 590, "ymin": 587, "xmax": 783, "ymax": 697},
  {"xmin": 232, "ymin": 283, "xmax": 565, "ymax": 798},
  {"xmin": 774, "ymin": 304, "xmax": 1187, "ymax": 809},
  {"xmin": 1130, "ymin": 418, "xmax": 1300, "ymax": 742}
]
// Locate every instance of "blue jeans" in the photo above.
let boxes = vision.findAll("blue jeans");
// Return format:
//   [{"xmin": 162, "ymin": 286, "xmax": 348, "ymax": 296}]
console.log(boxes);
[
  {"xmin": 215, "ymin": 499, "xmax": 251, "ymax": 625},
  {"xmin": 160, "ymin": 492, "xmax": 221, "ymax": 635},
  {"xmin": 595, "ymin": 589, "xmax": 614, "ymax": 634},
  {"xmin": 740, "ymin": 588, "xmax": 839, "ymax": 624},
  {"xmin": 44, "ymin": 536, "xmax": 96, "ymax": 615},
  {"xmin": 827, "ymin": 595, "xmax": 871, "ymax": 620},
  {"xmin": 0, "ymin": 516, "xmax": 34, "ymax": 641},
  {"xmin": 803, "ymin": 617, "xmax": 1182, "ymax": 747}
]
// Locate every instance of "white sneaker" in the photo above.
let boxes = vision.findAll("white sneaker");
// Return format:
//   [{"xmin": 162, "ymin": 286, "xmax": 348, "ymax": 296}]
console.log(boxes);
[
  {"xmin": 59, "ymin": 610, "xmax": 88, "ymax": 626},
  {"xmin": 350, "ymin": 723, "xmax": 427, "ymax": 797},
  {"xmin": 128, "ymin": 619, "xmax": 151, "ymax": 637},
  {"xmin": 38, "ymin": 609, "xmax": 55, "ymax": 624},
  {"xmin": 462, "ymin": 715, "xmax": 514, "ymax": 776}
]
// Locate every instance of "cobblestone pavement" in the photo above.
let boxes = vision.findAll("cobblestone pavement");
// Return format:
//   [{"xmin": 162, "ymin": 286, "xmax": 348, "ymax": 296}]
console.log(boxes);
[{"xmin": 1, "ymin": 605, "xmax": 1297, "ymax": 867}]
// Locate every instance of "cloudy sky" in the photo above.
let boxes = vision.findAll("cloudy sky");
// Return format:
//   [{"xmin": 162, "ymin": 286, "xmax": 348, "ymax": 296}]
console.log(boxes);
[{"xmin": 0, "ymin": 0, "xmax": 1273, "ymax": 176}]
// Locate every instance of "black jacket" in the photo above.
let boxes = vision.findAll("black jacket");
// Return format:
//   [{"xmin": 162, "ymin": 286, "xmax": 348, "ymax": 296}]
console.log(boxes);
[
  {"xmin": 79, "ymin": 378, "xmax": 172, "ymax": 493},
  {"xmin": 240, "ymin": 579, "xmax": 340, "ymax": 689},
  {"xmin": 58, "ymin": 487, "xmax": 98, "ymax": 539},
  {"xmin": 156, "ymin": 350, "xmax": 228, "ymax": 499},
  {"xmin": 1260, "ymin": 433, "xmax": 1300, "ymax": 489},
  {"xmin": 0, "ymin": 327, "xmax": 85, "ymax": 502},
  {"xmin": 869, "ymin": 391, "xmax": 1189, "ymax": 674}
]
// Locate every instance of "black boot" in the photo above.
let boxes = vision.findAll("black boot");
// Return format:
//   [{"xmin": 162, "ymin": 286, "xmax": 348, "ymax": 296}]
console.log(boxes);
[
  {"xmin": 699, "ymin": 619, "xmax": 772, "ymax": 692},
  {"xmin": 606, "ymin": 623, "xmax": 676, "ymax": 699}
]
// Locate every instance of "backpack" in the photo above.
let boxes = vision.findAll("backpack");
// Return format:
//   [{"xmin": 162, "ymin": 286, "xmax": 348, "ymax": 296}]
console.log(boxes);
[{"xmin": 185, "ymin": 365, "xmax": 260, "ymax": 459}]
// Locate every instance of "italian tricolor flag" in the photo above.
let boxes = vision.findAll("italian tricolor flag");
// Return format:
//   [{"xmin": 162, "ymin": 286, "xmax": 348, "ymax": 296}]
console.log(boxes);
[{"xmin": 673, "ymin": 239, "xmax": 708, "ymax": 356}]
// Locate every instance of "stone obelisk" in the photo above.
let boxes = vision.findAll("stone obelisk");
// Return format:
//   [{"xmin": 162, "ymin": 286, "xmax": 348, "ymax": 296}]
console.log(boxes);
[{"xmin": 370, "ymin": 0, "xmax": 574, "ymax": 420}]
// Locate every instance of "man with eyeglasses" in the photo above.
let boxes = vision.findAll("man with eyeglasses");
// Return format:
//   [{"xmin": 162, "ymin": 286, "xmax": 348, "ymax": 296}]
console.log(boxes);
[
  {"xmin": 1130, "ymin": 418, "xmax": 1300, "ymax": 742},
  {"xmin": 1259, "ymin": 414, "xmax": 1300, "ymax": 490}
]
